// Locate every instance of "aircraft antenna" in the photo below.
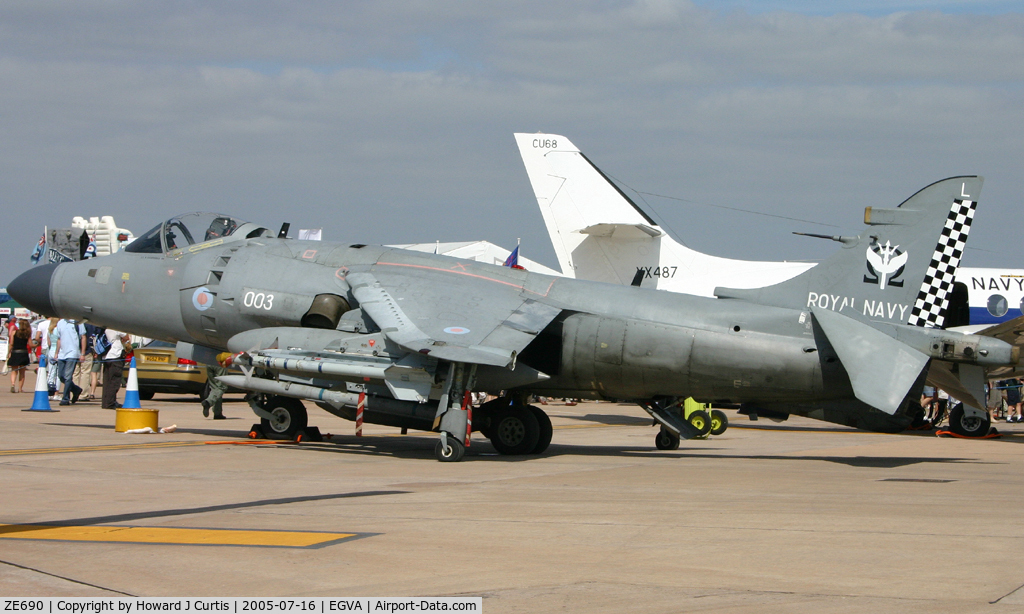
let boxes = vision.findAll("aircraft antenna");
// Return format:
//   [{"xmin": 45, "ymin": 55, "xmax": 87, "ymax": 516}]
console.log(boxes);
[{"xmin": 792, "ymin": 231, "xmax": 856, "ymax": 245}]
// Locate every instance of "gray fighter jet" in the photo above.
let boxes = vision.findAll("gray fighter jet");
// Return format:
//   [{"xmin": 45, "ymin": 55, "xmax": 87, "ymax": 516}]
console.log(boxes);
[{"xmin": 9, "ymin": 177, "xmax": 1017, "ymax": 461}]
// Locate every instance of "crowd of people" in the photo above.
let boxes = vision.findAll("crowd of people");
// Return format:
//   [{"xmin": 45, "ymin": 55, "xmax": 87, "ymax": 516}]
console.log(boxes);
[
  {"xmin": 905, "ymin": 378, "xmax": 1024, "ymax": 429},
  {"xmin": 2, "ymin": 313, "xmax": 133, "ymax": 408},
  {"xmin": 3, "ymin": 312, "xmax": 228, "ymax": 419}
]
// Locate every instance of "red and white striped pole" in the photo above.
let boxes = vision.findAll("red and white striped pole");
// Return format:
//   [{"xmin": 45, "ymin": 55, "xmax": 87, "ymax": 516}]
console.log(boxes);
[
  {"xmin": 356, "ymin": 391, "xmax": 365, "ymax": 437},
  {"xmin": 462, "ymin": 390, "xmax": 473, "ymax": 447}
]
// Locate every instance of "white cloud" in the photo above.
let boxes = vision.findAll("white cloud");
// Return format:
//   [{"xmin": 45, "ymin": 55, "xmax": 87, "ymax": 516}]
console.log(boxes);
[{"xmin": 1, "ymin": 2, "xmax": 1022, "ymax": 285}]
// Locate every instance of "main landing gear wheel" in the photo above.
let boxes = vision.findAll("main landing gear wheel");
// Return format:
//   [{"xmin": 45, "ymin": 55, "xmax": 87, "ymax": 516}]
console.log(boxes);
[
  {"xmin": 655, "ymin": 427, "xmax": 680, "ymax": 450},
  {"xmin": 527, "ymin": 404, "xmax": 553, "ymax": 454},
  {"xmin": 688, "ymin": 409, "xmax": 712, "ymax": 436},
  {"xmin": 710, "ymin": 409, "xmax": 729, "ymax": 436},
  {"xmin": 489, "ymin": 405, "xmax": 540, "ymax": 455},
  {"xmin": 475, "ymin": 397, "xmax": 511, "ymax": 440},
  {"xmin": 435, "ymin": 434, "xmax": 465, "ymax": 462},
  {"xmin": 260, "ymin": 396, "xmax": 308, "ymax": 439},
  {"xmin": 948, "ymin": 402, "xmax": 991, "ymax": 438}
]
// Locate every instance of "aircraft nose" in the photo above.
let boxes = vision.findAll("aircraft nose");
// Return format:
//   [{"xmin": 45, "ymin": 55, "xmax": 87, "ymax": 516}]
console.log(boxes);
[{"xmin": 8, "ymin": 264, "xmax": 59, "ymax": 317}]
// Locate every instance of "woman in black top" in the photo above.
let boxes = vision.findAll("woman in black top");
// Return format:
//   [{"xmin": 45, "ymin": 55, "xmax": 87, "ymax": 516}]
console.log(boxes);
[{"xmin": 7, "ymin": 319, "xmax": 31, "ymax": 393}]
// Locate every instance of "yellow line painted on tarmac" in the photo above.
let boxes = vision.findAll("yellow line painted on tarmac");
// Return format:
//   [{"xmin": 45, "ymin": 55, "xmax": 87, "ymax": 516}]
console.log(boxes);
[
  {"xmin": 0, "ymin": 524, "xmax": 358, "ymax": 548},
  {"xmin": 0, "ymin": 441, "xmax": 210, "ymax": 457}
]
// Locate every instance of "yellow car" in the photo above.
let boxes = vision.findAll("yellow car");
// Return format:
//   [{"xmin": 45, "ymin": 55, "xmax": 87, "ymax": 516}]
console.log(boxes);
[{"xmin": 128, "ymin": 340, "xmax": 208, "ymax": 400}]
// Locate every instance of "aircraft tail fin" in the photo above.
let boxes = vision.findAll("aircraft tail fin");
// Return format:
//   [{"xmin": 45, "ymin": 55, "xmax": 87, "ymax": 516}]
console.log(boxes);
[
  {"xmin": 514, "ymin": 132, "xmax": 814, "ymax": 294},
  {"xmin": 514, "ymin": 133, "xmax": 664, "ymax": 280},
  {"xmin": 717, "ymin": 176, "xmax": 982, "ymax": 330}
]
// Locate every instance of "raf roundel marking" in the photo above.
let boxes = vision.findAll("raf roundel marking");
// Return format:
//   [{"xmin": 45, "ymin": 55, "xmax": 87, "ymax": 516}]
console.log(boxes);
[
  {"xmin": 192, "ymin": 287, "xmax": 214, "ymax": 311},
  {"xmin": 443, "ymin": 326, "xmax": 471, "ymax": 335}
]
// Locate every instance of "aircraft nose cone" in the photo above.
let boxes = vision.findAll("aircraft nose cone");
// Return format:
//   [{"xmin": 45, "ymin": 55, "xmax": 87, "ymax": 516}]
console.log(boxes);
[{"xmin": 8, "ymin": 264, "xmax": 59, "ymax": 317}]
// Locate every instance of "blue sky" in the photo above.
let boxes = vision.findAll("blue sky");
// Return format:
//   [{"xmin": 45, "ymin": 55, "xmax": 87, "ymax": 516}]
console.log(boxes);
[{"xmin": 1, "ymin": 1, "xmax": 1023, "ymax": 286}]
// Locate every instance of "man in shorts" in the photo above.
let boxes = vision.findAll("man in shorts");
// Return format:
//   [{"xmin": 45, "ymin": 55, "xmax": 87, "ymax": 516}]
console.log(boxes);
[
  {"xmin": 1005, "ymin": 378, "xmax": 1022, "ymax": 422},
  {"xmin": 78, "ymin": 322, "xmax": 103, "ymax": 400}
]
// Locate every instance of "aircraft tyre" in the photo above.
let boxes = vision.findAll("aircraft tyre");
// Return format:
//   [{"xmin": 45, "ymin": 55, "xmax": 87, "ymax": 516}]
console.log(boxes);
[
  {"xmin": 138, "ymin": 389, "xmax": 155, "ymax": 401},
  {"xmin": 475, "ymin": 397, "xmax": 511, "ymax": 439},
  {"xmin": 260, "ymin": 396, "xmax": 308, "ymax": 439},
  {"xmin": 710, "ymin": 409, "xmax": 728, "ymax": 436},
  {"xmin": 688, "ymin": 409, "xmax": 713, "ymax": 436},
  {"xmin": 527, "ymin": 404, "xmax": 553, "ymax": 454},
  {"xmin": 948, "ymin": 402, "xmax": 991, "ymax": 438},
  {"xmin": 655, "ymin": 427, "xmax": 680, "ymax": 450},
  {"xmin": 488, "ymin": 405, "xmax": 540, "ymax": 455},
  {"xmin": 435, "ymin": 435, "xmax": 465, "ymax": 462}
]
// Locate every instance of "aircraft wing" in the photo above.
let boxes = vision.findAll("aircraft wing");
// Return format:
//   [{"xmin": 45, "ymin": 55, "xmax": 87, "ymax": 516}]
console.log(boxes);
[{"xmin": 346, "ymin": 257, "xmax": 564, "ymax": 368}]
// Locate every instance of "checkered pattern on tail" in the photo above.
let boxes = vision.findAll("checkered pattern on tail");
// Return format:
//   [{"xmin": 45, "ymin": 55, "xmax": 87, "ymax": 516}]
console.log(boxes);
[{"xmin": 906, "ymin": 198, "xmax": 977, "ymax": 328}]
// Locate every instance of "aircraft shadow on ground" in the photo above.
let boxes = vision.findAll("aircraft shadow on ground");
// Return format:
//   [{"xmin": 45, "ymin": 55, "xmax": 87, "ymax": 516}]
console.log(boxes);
[
  {"xmin": 38, "ymin": 422, "xmax": 1022, "ymax": 464},
  {"xmin": 269, "ymin": 437, "xmax": 994, "ymax": 467},
  {"xmin": 25, "ymin": 491, "xmax": 406, "ymax": 527},
  {"xmin": 730, "ymin": 422, "xmax": 861, "ymax": 433},
  {"xmin": 520, "ymin": 444, "xmax": 990, "ymax": 468},
  {"xmin": 565, "ymin": 413, "xmax": 654, "ymax": 427}
]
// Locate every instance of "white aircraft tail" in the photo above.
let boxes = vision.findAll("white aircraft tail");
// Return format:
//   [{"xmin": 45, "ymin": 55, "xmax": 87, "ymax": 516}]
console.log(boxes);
[{"xmin": 514, "ymin": 133, "xmax": 812, "ymax": 297}]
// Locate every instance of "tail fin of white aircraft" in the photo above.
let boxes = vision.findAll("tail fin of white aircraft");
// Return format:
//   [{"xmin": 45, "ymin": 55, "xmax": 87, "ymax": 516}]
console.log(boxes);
[
  {"xmin": 514, "ymin": 133, "xmax": 812, "ymax": 296},
  {"xmin": 514, "ymin": 133, "xmax": 661, "ymax": 279}
]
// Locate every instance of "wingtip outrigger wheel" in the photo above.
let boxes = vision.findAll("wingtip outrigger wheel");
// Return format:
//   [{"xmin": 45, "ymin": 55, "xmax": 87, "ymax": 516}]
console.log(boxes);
[
  {"xmin": 258, "ymin": 396, "xmax": 308, "ymax": 440},
  {"xmin": 655, "ymin": 427, "xmax": 680, "ymax": 450},
  {"xmin": 432, "ymin": 362, "xmax": 477, "ymax": 462},
  {"xmin": 946, "ymin": 402, "xmax": 993, "ymax": 438},
  {"xmin": 435, "ymin": 432, "xmax": 465, "ymax": 462}
]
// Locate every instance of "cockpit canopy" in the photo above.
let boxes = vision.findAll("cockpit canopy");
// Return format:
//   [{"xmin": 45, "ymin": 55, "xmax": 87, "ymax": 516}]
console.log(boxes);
[{"xmin": 124, "ymin": 213, "xmax": 270, "ymax": 254}]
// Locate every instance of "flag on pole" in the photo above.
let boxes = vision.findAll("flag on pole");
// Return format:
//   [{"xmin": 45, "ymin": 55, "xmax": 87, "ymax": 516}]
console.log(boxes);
[
  {"xmin": 84, "ymin": 235, "xmax": 97, "ymax": 258},
  {"xmin": 30, "ymin": 235, "xmax": 45, "ymax": 264},
  {"xmin": 503, "ymin": 239, "xmax": 525, "ymax": 269},
  {"xmin": 502, "ymin": 245, "xmax": 519, "ymax": 267}
]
